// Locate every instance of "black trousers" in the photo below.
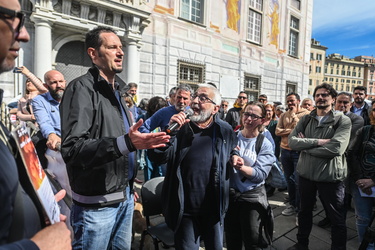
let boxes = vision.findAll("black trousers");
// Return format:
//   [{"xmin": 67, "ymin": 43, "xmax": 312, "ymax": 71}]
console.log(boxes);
[{"xmin": 297, "ymin": 176, "xmax": 347, "ymax": 250}]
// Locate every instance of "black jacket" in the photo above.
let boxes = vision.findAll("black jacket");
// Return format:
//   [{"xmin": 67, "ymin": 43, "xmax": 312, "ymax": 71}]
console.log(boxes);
[
  {"xmin": 225, "ymin": 106, "xmax": 242, "ymax": 129},
  {"xmin": 350, "ymin": 101, "xmax": 370, "ymax": 126},
  {"xmin": 60, "ymin": 66, "xmax": 135, "ymax": 207},
  {"xmin": 148, "ymin": 115, "xmax": 238, "ymax": 231}
]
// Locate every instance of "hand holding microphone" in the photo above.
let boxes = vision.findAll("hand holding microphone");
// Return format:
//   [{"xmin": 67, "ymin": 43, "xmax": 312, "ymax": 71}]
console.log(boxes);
[{"xmin": 166, "ymin": 109, "xmax": 194, "ymax": 134}]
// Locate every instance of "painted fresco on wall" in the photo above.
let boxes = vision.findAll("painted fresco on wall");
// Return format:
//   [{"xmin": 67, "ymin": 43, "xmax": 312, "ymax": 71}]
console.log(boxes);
[
  {"xmin": 225, "ymin": 0, "xmax": 241, "ymax": 32},
  {"xmin": 268, "ymin": 0, "xmax": 280, "ymax": 48}
]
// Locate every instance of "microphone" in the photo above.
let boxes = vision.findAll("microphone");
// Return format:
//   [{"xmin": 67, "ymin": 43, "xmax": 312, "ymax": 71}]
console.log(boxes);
[{"xmin": 166, "ymin": 109, "xmax": 194, "ymax": 134}]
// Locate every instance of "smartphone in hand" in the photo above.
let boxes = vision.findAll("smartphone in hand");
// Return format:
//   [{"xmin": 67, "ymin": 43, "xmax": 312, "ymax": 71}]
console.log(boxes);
[{"xmin": 13, "ymin": 67, "xmax": 22, "ymax": 73}]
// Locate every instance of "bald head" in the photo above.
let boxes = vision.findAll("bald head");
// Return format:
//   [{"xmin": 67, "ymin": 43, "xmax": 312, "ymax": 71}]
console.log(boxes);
[{"xmin": 44, "ymin": 70, "xmax": 66, "ymax": 102}]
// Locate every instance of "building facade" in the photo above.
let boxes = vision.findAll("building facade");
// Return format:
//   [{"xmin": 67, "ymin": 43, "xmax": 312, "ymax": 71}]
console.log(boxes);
[
  {"xmin": 324, "ymin": 53, "xmax": 364, "ymax": 94},
  {"xmin": 354, "ymin": 55, "xmax": 375, "ymax": 100},
  {"xmin": 0, "ymin": 0, "xmax": 313, "ymax": 105},
  {"xmin": 309, "ymin": 38, "xmax": 327, "ymax": 97}
]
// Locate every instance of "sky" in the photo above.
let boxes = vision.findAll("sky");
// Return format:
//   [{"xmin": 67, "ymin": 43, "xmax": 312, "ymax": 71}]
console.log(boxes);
[{"xmin": 312, "ymin": 0, "xmax": 375, "ymax": 59}]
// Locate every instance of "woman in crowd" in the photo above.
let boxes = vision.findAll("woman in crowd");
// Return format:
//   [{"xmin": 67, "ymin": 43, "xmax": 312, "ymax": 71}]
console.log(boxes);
[
  {"xmin": 225, "ymin": 102, "xmax": 274, "ymax": 250},
  {"xmin": 17, "ymin": 66, "xmax": 47, "ymax": 133},
  {"xmin": 347, "ymin": 100, "xmax": 375, "ymax": 249},
  {"xmin": 263, "ymin": 104, "xmax": 281, "ymax": 160},
  {"xmin": 138, "ymin": 96, "xmax": 168, "ymax": 181}
]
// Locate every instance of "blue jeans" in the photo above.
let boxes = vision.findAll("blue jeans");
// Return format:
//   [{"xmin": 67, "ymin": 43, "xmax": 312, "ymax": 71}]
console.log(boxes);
[
  {"xmin": 280, "ymin": 148, "xmax": 300, "ymax": 210},
  {"xmin": 175, "ymin": 214, "xmax": 223, "ymax": 250},
  {"xmin": 71, "ymin": 187, "xmax": 134, "ymax": 250},
  {"xmin": 350, "ymin": 180, "xmax": 375, "ymax": 249}
]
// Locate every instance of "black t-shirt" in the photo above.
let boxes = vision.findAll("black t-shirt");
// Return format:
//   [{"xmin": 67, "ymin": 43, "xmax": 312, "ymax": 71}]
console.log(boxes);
[{"xmin": 181, "ymin": 122, "xmax": 216, "ymax": 215}]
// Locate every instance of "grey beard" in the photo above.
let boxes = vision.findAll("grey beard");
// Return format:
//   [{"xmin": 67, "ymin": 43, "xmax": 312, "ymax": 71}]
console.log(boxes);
[
  {"xmin": 190, "ymin": 109, "xmax": 212, "ymax": 123},
  {"xmin": 51, "ymin": 90, "xmax": 64, "ymax": 101}
]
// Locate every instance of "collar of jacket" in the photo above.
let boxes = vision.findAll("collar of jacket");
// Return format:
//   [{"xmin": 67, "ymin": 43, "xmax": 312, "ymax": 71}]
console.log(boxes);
[{"xmin": 89, "ymin": 65, "xmax": 127, "ymax": 93}]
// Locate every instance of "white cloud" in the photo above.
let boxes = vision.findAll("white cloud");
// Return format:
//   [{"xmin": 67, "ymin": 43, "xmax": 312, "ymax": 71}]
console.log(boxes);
[{"xmin": 313, "ymin": 0, "xmax": 375, "ymax": 31}]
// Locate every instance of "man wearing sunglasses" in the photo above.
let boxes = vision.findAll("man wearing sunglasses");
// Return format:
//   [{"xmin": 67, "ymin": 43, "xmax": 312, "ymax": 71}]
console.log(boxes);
[
  {"xmin": 288, "ymin": 83, "xmax": 351, "ymax": 250},
  {"xmin": 226, "ymin": 91, "xmax": 248, "ymax": 129},
  {"xmin": 0, "ymin": 3, "xmax": 28, "ymax": 73},
  {"xmin": 0, "ymin": 1, "xmax": 71, "ymax": 249}
]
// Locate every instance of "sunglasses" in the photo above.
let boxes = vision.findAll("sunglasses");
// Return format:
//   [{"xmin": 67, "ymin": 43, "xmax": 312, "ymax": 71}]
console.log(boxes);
[
  {"xmin": 258, "ymin": 98, "xmax": 267, "ymax": 101},
  {"xmin": 221, "ymin": 104, "xmax": 228, "ymax": 107},
  {"xmin": 0, "ymin": 6, "xmax": 25, "ymax": 37},
  {"xmin": 238, "ymin": 96, "xmax": 247, "ymax": 100}
]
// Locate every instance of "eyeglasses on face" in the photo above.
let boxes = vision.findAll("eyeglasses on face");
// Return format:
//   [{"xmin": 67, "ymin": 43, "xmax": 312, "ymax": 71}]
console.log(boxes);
[
  {"xmin": 221, "ymin": 104, "xmax": 228, "ymax": 107},
  {"xmin": 258, "ymin": 98, "xmax": 267, "ymax": 101},
  {"xmin": 315, "ymin": 93, "xmax": 330, "ymax": 98},
  {"xmin": 192, "ymin": 94, "xmax": 216, "ymax": 105},
  {"xmin": 0, "ymin": 6, "xmax": 25, "ymax": 37},
  {"xmin": 243, "ymin": 112, "xmax": 262, "ymax": 120},
  {"xmin": 238, "ymin": 96, "xmax": 247, "ymax": 100}
]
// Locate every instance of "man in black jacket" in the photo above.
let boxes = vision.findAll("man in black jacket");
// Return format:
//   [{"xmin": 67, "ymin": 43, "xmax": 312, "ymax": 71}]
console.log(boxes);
[
  {"xmin": 225, "ymin": 91, "xmax": 248, "ymax": 129},
  {"xmin": 149, "ymin": 84, "xmax": 238, "ymax": 249},
  {"xmin": 351, "ymin": 86, "xmax": 370, "ymax": 125},
  {"xmin": 60, "ymin": 26, "xmax": 170, "ymax": 249}
]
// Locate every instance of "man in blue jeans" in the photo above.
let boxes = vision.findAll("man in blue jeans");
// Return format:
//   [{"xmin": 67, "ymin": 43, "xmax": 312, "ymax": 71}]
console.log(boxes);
[
  {"xmin": 276, "ymin": 93, "xmax": 310, "ymax": 217},
  {"xmin": 60, "ymin": 26, "xmax": 170, "ymax": 249}
]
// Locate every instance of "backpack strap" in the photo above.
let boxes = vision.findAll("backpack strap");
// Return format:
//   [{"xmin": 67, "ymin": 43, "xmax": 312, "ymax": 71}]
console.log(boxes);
[{"xmin": 255, "ymin": 133, "xmax": 265, "ymax": 155}]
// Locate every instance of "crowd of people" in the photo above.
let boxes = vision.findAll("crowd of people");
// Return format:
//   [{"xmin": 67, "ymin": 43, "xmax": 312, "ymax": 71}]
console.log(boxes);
[{"xmin": 1, "ymin": 1, "xmax": 375, "ymax": 250}]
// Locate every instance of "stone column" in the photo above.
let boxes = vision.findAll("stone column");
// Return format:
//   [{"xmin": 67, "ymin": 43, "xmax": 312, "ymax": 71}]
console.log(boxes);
[
  {"xmin": 33, "ymin": 19, "xmax": 53, "ymax": 78},
  {"xmin": 122, "ymin": 15, "xmax": 150, "ymax": 84},
  {"xmin": 124, "ymin": 40, "xmax": 140, "ymax": 84}
]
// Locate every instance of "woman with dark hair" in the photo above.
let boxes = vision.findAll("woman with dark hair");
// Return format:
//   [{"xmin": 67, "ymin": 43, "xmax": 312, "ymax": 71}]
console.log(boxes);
[
  {"xmin": 263, "ymin": 104, "xmax": 281, "ymax": 160},
  {"xmin": 347, "ymin": 99, "xmax": 375, "ymax": 249},
  {"xmin": 138, "ymin": 96, "xmax": 168, "ymax": 181},
  {"xmin": 225, "ymin": 102, "xmax": 274, "ymax": 249}
]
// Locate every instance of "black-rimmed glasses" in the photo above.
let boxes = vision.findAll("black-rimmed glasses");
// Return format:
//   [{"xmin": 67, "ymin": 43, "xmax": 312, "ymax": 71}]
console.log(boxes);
[
  {"xmin": 0, "ymin": 6, "xmax": 25, "ymax": 37},
  {"xmin": 243, "ymin": 112, "xmax": 262, "ymax": 120},
  {"xmin": 192, "ymin": 94, "xmax": 216, "ymax": 105}
]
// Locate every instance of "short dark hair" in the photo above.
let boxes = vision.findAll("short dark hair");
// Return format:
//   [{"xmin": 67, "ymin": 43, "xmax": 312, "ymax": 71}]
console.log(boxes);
[
  {"xmin": 353, "ymin": 85, "xmax": 367, "ymax": 95},
  {"xmin": 259, "ymin": 94, "xmax": 267, "ymax": 99},
  {"xmin": 86, "ymin": 26, "xmax": 117, "ymax": 51},
  {"xmin": 337, "ymin": 92, "xmax": 352, "ymax": 100},
  {"xmin": 313, "ymin": 83, "xmax": 338, "ymax": 98},
  {"xmin": 147, "ymin": 96, "xmax": 168, "ymax": 116},
  {"xmin": 138, "ymin": 98, "xmax": 149, "ymax": 110},
  {"xmin": 286, "ymin": 92, "xmax": 300, "ymax": 100}
]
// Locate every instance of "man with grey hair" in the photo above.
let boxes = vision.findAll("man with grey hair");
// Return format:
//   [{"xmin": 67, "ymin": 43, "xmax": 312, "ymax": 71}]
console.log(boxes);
[
  {"xmin": 149, "ymin": 84, "xmax": 238, "ymax": 249},
  {"xmin": 139, "ymin": 84, "xmax": 192, "ymax": 133},
  {"xmin": 301, "ymin": 98, "xmax": 314, "ymax": 111}
]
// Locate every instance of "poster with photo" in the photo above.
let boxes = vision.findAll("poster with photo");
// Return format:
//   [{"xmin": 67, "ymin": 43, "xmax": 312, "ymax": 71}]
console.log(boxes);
[{"xmin": 12, "ymin": 125, "xmax": 60, "ymax": 224}]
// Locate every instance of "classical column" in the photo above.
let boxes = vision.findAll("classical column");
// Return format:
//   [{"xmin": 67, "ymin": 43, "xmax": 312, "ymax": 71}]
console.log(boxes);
[
  {"xmin": 33, "ymin": 19, "xmax": 53, "ymax": 78},
  {"xmin": 124, "ymin": 40, "xmax": 140, "ymax": 84},
  {"xmin": 122, "ymin": 15, "xmax": 150, "ymax": 84}
]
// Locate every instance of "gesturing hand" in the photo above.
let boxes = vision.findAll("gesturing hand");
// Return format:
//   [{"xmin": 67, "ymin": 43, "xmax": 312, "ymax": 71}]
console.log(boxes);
[{"xmin": 128, "ymin": 119, "xmax": 170, "ymax": 150}]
